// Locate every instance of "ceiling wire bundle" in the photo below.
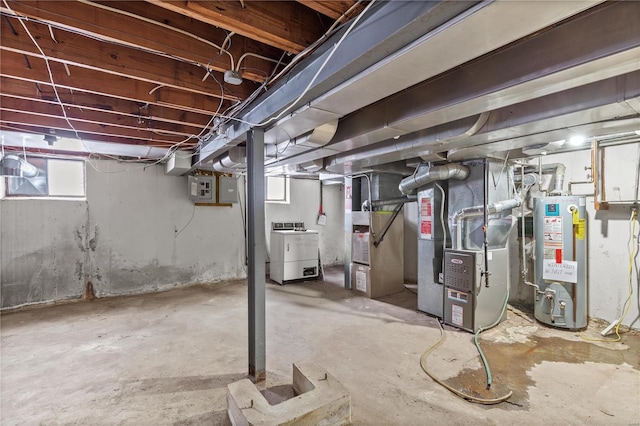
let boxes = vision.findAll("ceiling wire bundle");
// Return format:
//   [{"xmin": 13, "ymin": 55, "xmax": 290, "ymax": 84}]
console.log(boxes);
[
  {"xmin": 1, "ymin": 0, "xmax": 207, "ymax": 173},
  {"xmin": 1, "ymin": 0, "xmax": 234, "ymax": 173},
  {"xmin": 211, "ymin": 0, "xmax": 375, "ymax": 134}
]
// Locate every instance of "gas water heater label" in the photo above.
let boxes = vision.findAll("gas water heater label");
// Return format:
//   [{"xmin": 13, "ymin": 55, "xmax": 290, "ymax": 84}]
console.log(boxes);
[
  {"xmin": 542, "ymin": 259, "xmax": 578, "ymax": 283},
  {"xmin": 543, "ymin": 216, "xmax": 563, "ymax": 259}
]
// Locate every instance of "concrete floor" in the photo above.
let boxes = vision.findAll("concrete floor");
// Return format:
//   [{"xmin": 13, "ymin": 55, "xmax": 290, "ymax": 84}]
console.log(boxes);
[{"xmin": 1, "ymin": 267, "xmax": 639, "ymax": 425}]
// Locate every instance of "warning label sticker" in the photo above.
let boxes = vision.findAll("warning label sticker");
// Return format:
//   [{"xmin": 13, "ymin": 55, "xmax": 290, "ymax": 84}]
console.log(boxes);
[
  {"xmin": 355, "ymin": 271, "xmax": 367, "ymax": 292},
  {"xmin": 543, "ymin": 216, "xmax": 563, "ymax": 258},
  {"xmin": 451, "ymin": 304, "xmax": 463, "ymax": 327},
  {"xmin": 419, "ymin": 189, "xmax": 434, "ymax": 240}
]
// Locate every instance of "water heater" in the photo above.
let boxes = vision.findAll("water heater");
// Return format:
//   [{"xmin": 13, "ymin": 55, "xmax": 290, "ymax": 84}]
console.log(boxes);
[{"xmin": 533, "ymin": 196, "xmax": 587, "ymax": 329}]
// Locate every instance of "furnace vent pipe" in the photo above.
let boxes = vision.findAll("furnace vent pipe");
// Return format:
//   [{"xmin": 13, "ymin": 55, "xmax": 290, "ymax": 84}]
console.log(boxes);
[
  {"xmin": 520, "ymin": 163, "xmax": 565, "ymax": 193},
  {"xmin": 399, "ymin": 163, "xmax": 469, "ymax": 195},
  {"xmin": 450, "ymin": 198, "xmax": 522, "ymax": 250},
  {"xmin": 551, "ymin": 163, "xmax": 566, "ymax": 194},
  {"xmin": 362, "ymin": 195, "xmax": 417, "ymax": 210}
]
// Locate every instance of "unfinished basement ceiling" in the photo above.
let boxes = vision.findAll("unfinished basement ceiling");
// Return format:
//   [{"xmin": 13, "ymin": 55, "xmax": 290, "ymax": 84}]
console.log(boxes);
[
  {"xmin": 1, "ymin": 1, "xmax": 640, "ymax": 172},
  {"xmin": 0, "ymin": 0, "xmax": 364, "ymax": 150}
]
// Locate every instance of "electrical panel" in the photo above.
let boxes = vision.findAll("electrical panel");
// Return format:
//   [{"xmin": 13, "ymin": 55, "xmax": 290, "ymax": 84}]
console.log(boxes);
[
  {"xmin": 188, "ymin": 176, "xmax": 215, "ymax": 202},
  {"xmin": 218, "ymin": 176, "xmax": 238, "ymax": 203}
]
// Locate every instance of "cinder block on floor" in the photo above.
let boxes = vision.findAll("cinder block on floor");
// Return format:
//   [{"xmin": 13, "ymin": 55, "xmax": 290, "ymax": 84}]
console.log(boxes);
[{"xmin": 227, "ymin": 361, "xmax": 351, "ymax": 426}]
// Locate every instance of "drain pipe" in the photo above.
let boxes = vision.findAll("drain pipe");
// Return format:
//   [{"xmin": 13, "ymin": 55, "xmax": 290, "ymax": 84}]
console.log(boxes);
[{"xmin": 399, "ymin": 163, "xmax": 469, "ymax": 195}]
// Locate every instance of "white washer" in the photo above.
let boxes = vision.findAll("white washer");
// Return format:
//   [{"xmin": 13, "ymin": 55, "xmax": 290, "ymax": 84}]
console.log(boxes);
[{"xmin": 270, "ymin": 230, "xmax": 319, "ymax": 284}]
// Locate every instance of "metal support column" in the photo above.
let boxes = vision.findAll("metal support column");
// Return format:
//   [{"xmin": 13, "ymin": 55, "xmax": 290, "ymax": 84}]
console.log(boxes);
[
  {"xmin": 247, "ymin": 127, "xmax": 266, "ymax": 382},
  {"xmin": 344, "ymin": 176, "xmax": 352, "ymax": 289}
]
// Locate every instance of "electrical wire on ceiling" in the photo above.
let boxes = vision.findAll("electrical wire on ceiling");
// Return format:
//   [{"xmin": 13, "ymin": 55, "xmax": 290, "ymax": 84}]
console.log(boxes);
[
  {"xmin": 211, "ymin": 0, "xmax": 375, "ymax": 132},
  {"xmin": 75, "ymin": 0, "xmax": 236, "ymax": 71},
  {"xmin": 1, "ymin": 0, "xmax": 236, "ymax": 174},
  {"xmin": 1, "ymin": 0, "xmax": 376, "ymax": 171}
]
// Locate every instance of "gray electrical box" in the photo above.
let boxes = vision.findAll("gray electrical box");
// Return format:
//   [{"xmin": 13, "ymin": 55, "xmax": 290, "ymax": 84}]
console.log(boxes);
[
  {"xmin": 218, "ymin": 176, "xmax": 238, "ymax": 203},
  {"xmin": 188, "ymin": 176, "xmax": 215, "ymax": 202}
]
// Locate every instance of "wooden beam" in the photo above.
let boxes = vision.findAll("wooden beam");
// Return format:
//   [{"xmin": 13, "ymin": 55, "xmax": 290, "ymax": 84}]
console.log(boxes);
[
  {"xmin": 0, "ymin": 109, "xmax": 187, "ymax": 144},
  {"xmin": 1, "ymin": 50, "xmax": 229, "ymax": 115},
  {"xmin": 1, "ymin": 123, "xmax": 190, "ymax": 148},
  {"xmin": 2, "ymin": 0, "xmax": 280, "ymax": 82},
  {"xmin": 296, "ymin": 0, "xmax": 363, "ymax": 20},
  {"xmin": 0, "ymin": 77, "xmax": 213, "ymax": 131},
  {"xmin": 1, "ymin": 96, "xmax": 197, "ymax": 137},
  {"xmin": 94, "ymin": 1, "xmax": 283, "ymax": 82},
  {"xmin": 1, "ymin": 17, "xmax": 259, "ymax": 100},
  {"xmin": 150, "ymin": 1, "xmax": 327, "ymax": 54}
]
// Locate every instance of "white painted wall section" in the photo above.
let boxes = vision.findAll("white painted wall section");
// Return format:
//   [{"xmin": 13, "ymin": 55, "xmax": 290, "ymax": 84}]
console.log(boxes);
[{"xmin": 1, "ymin": 160, "xmax": 246, "ymax": 308}]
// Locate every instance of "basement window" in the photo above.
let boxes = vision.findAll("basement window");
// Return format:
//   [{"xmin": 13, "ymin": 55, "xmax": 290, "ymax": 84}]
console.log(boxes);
[
  {"xmin": 266, "ymin": 176, "xmax": 289, "ymax": 203},
  {"xmin": 3, "ymin": 157, "xmax": 85, "ymax": 198}
]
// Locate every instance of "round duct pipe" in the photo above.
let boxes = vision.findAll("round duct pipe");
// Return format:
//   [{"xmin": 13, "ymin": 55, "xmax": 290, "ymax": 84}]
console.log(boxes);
[{"xmin": 398, "ymin": 163, "xmax": 469, "ymax": 195}]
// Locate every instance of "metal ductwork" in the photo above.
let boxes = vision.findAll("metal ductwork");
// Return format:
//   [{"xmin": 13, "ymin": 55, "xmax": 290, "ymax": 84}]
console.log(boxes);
[
  {"xmin": 550, "ymin": 163, "xmax": 566, "ymax": 194},
  {"xmin": 265, "ymin": 121, "xmax": 338, "ymax": 165},
  {"xmin": 295, "ymin": 120, "xmax": 338, "ymax": 149},
  {"xmin": 194, "ymin": 0, "xmax": 603, "ymax": 172},
  {"xmin": 300, "ymin": 159, "xmax": 324, "ymax": 172},
  {"xmin": 268, "ymin": 3, "xmax": 639, "ymax": 172},
  {"xmin": 212, "ymin": 147, "xmax": 246, "ymax": 173},
  {"xmin": 399, "ymin": 163, "xmax": 469, "ymax": 195},
  {"xmin": 450, "ymin": 198, "xmax": 522, "ymax": 250},
  {"xmin": 518, "ymin": 163, "xmax": 567, "ymax": 194}
]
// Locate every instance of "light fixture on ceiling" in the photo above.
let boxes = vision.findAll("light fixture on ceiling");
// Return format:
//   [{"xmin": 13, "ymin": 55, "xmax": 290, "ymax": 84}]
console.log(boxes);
[
  {"xmin": 224, "ymin": 69, "xmax": 243, "ymax": 85},
  {"xmin": 569, "ymin": 135, "xmax": 586, "ymax": 146},
  {"xmin": 44, "ymin": 134, "xmax": 58, "ymax": 146}
]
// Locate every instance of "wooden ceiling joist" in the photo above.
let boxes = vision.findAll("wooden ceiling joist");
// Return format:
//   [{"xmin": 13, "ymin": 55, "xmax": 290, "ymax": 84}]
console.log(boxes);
[
  {"xmin": 296, "ymin": 0, "xmax": 364, "ymax": 21},
  {"xmin": 1, "ymin": 96, "xmax": 197, "ymax": 138},
  {"xmin": 1, "ymin": 77, "xmax": 215, "ymax": 131},
  {"xmin": 149, "ymin": 1, "xmax": 329, "ymax": 54},
  {"xmin": 1, "ymin": 50, "xmax": 230, "ymax": 115},
  {"xmin": 0, "ymin": 17, "xmax": 258, "ymax": 101},
  {"xmin": 0, "ymin": 109, "xmax": 188, "ymax": 144},
  {"xmin": 1, "ymin": 123, "xmax": 190, "ymax": 148},
  {"xmin": 1, "ymin": 0, "xmax": 280, "ymax": 83},
  {"xmin": 0, "ymin": 0, "xmax": 364, "ymax": 155}
]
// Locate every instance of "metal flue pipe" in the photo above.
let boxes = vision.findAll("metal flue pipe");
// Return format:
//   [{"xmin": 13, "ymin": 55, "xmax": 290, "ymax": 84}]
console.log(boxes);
[{"xmin": 450, "ymin": 198, "xmax": 522, "ymax": 250}]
